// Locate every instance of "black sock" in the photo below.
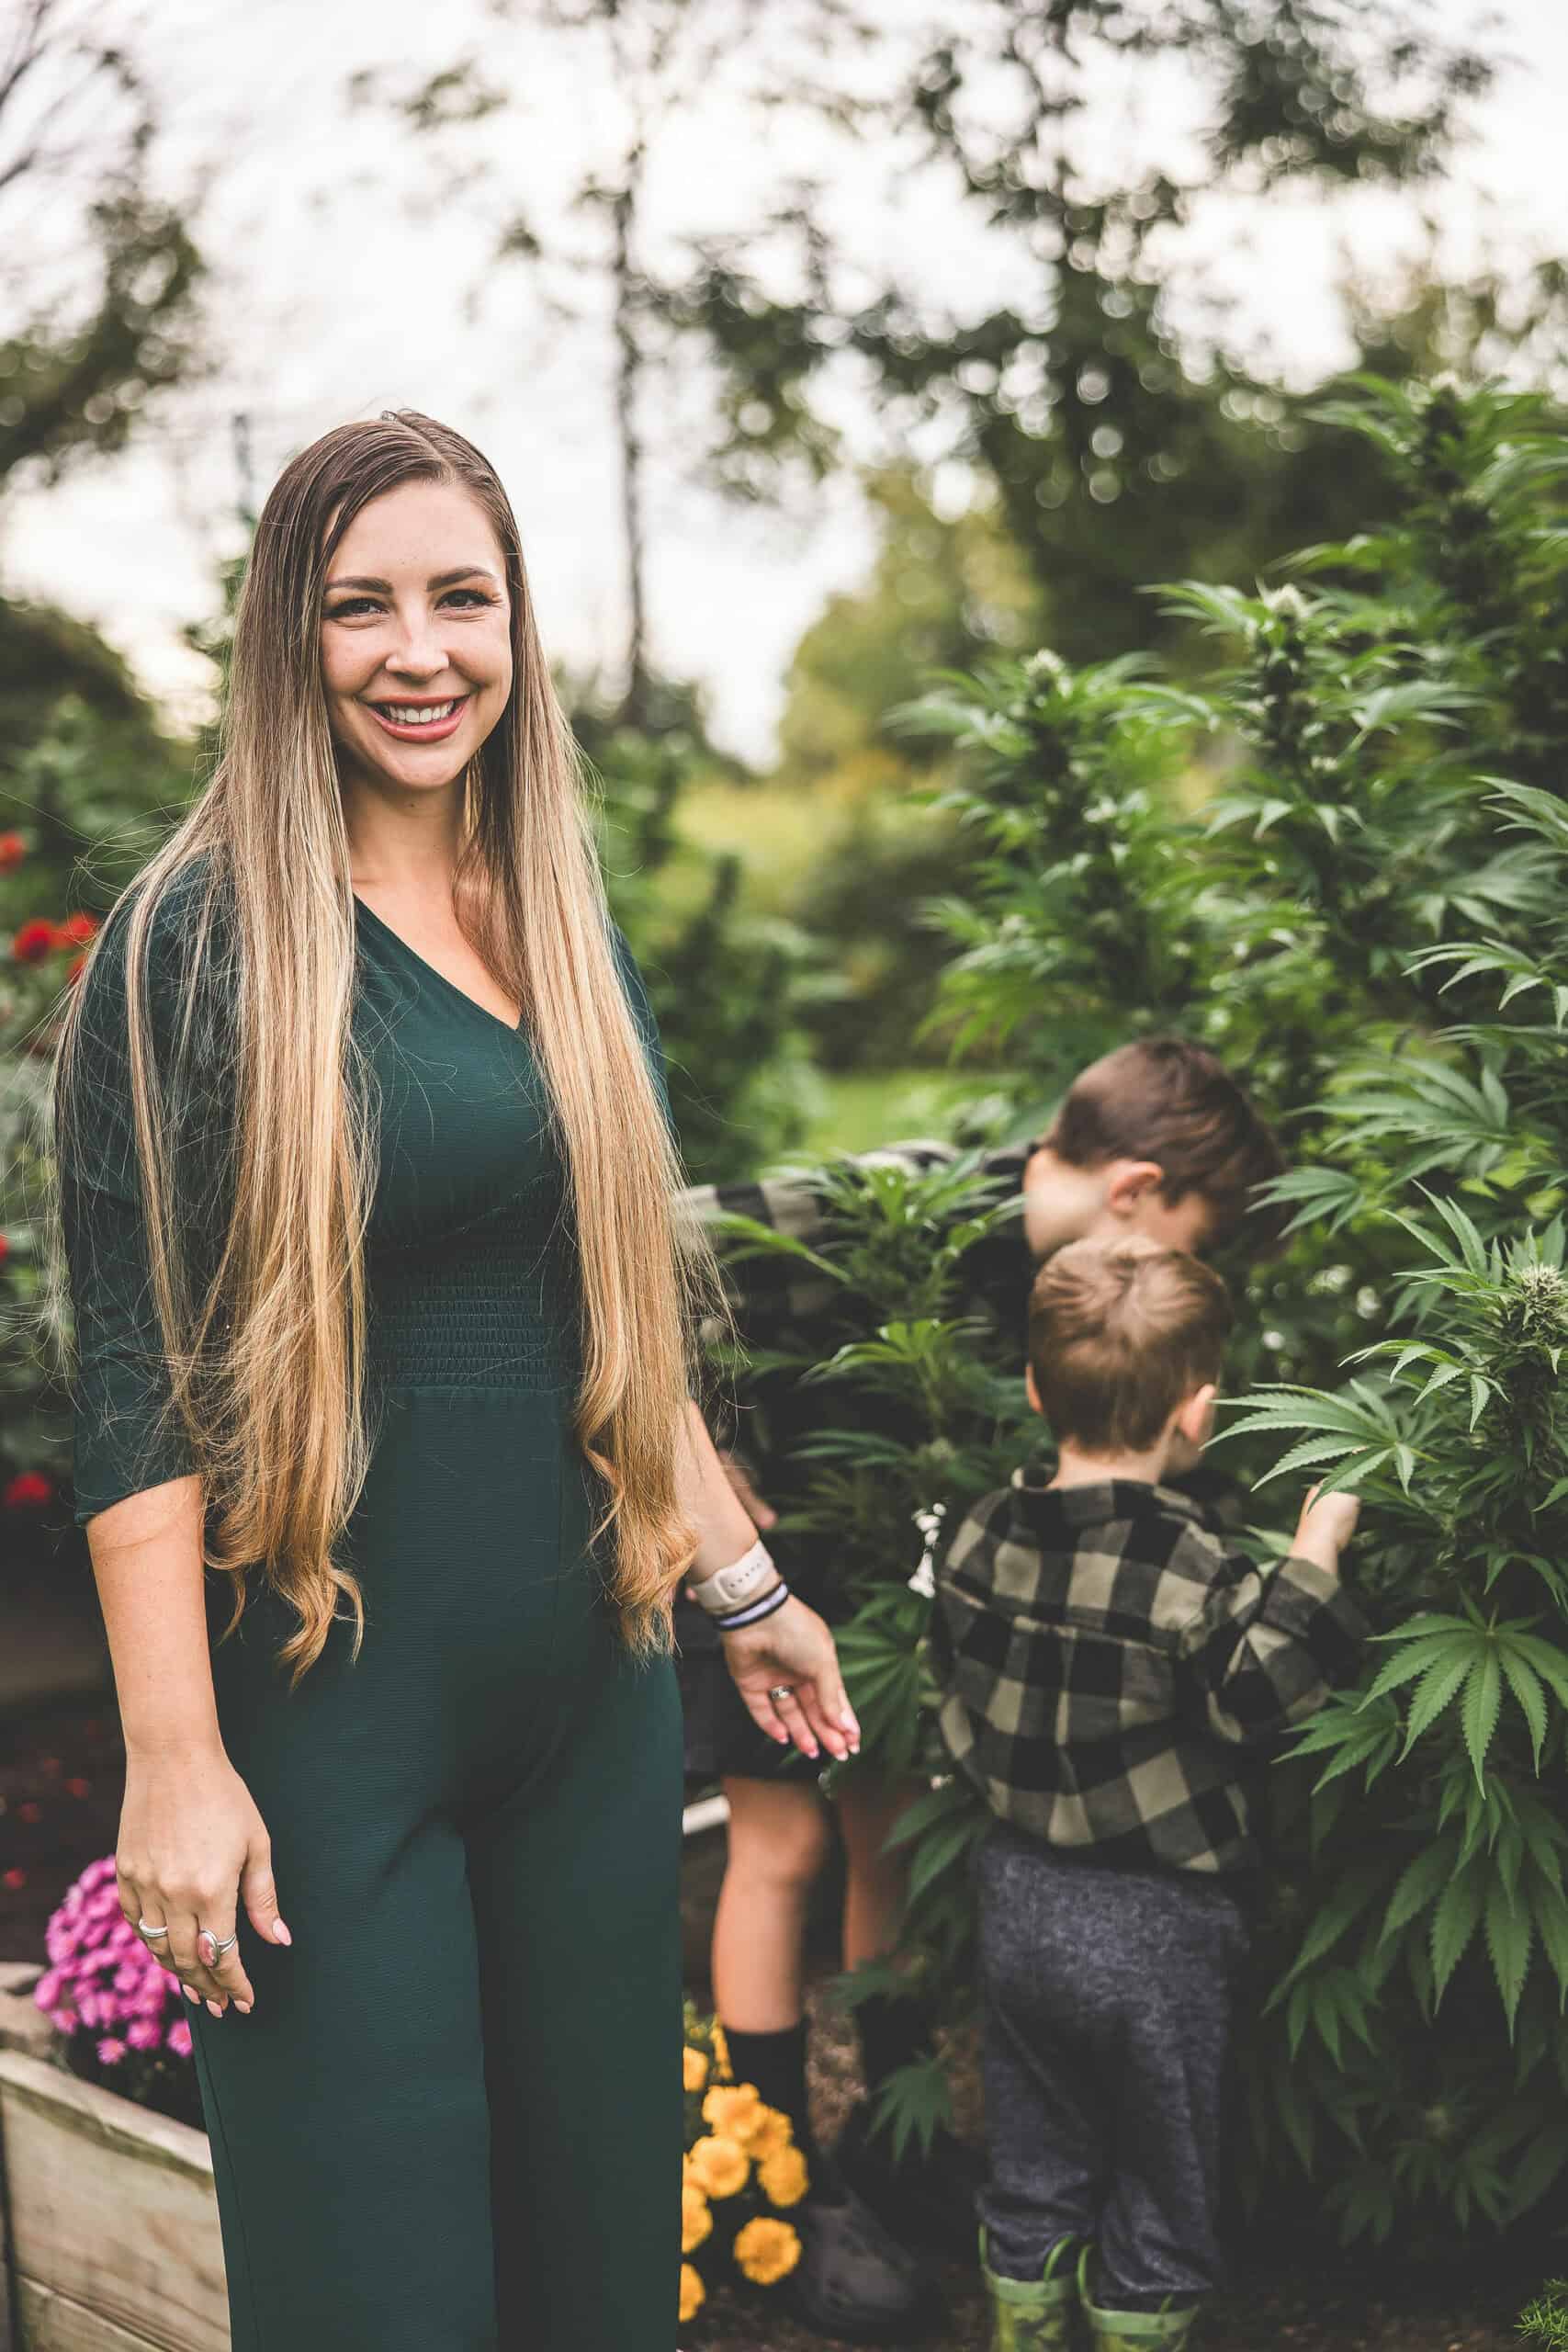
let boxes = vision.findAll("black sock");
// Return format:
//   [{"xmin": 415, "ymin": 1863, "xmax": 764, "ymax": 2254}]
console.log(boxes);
[{"xmin": 721, "ymin": 2021, "xmax": 823, "ymax": 2175}]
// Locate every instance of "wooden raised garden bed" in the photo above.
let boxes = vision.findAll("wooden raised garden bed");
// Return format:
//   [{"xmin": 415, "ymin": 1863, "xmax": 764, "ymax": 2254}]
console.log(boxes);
[{"xmin": 0, "ymin": 1961, "xmax": 223, "ymax": 2352}]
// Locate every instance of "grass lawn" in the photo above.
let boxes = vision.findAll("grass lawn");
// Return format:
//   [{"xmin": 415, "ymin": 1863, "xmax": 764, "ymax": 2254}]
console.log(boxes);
[{"xmin": 798, "ymin": 1067, "xmax": 1013, "ymax": 1158}]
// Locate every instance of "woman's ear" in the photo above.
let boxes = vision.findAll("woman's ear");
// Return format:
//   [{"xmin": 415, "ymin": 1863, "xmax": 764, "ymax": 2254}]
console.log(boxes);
[{"xmin": 1025, "ymin": 1363, "xmax": 1043, "ymax": 1417}]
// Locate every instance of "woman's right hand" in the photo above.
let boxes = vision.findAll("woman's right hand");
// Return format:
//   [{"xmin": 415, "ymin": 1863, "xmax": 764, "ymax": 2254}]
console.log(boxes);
[{"xmin": 116, "ymin": 1745, "xmax": 290, "ymax": 2018}]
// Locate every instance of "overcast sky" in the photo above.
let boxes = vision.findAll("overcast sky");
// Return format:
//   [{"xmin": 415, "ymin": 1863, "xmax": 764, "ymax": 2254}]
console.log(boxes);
[{"xmin": 5, "ymin": 0, "xmax": 1566, "ymax": 763}]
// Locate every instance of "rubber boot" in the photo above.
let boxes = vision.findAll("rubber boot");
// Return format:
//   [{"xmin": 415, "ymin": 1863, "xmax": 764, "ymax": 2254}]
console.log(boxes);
[
  {"xmin": 980, "ymin": 2227, "xmax": 1084, "ymax": 2352},
  {"xmin": 1077, "ymin": 2245, "xmax": 1198, "ymax": 2351}
]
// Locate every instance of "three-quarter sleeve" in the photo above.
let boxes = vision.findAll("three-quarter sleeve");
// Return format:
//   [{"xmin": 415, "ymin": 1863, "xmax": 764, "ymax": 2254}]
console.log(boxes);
[{"xmin": 56, "ymin": 896, "xmax": 205, "ymax": 1527}]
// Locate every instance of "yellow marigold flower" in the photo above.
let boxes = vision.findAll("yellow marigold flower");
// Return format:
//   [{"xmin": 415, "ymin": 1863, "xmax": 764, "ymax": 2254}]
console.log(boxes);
[
  {"xmin": 682, "ymin": 2183, "xmax": 713, "ymax": 2254},
  {"xmin": 759, "ymin": 2143, "xmax": 809, "ymax": 2208},
  {"xmin": 683, "ymin": 2045, "xmax": 709, "ymax": 2094},
  {"xmin": 702, "ymin": 2083, "xmax": 764, "ymax": 2143},
  {"xmin": 687, "ymin": 2134, "xmax": 750, "ymax": 2199},
  {"xmin": 734, "ymin": 2215, "xmax": 802, "ymax": 2287},
  {"xmin": 747, "ymin": 2106, "xmax": 794, "ymax": 2163},
  {"xmin": 679, "ymin": 2263, "xmax": 705, "ymax": 2324},
  {"xmin": 711, "ymin": 2021, "xmax": 730, "ymax": 2078}
]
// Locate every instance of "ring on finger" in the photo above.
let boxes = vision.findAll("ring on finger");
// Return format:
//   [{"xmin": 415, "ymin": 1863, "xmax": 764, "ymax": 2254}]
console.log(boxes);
[
  {"xmin": 197, "ymin": 1928, "xmax": 238, "ymax": 1968},
  {"xmin": 767, "ymin": 1684, "xmax": 795, "ymax": 1702},
  {"xmin": 136, "ymin": 1918, "xmax": 170, "ymax": 1940}
]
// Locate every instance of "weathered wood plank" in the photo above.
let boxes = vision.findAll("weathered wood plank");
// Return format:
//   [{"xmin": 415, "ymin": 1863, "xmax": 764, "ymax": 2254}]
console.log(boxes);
[
  {"xmin": 0, "ymin": 2055, "xmax": 225, "ymax": 2352},
  {"xmin": 17, "ymin": 2277, "xmax": 175, "ymax": 2352},
  {"xmin": 0, "ymin": 1973, "xmax": 53, "ymax": 2062},
  {"xmin": 0, "ymin": 1971, "xmax": 44, "ymax": 2352}
]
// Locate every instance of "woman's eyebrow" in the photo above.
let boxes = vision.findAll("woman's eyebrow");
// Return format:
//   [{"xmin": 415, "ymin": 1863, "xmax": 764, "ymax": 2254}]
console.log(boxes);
[{"xmin": 324, "ymin": 566, "xmax": 502, "ymax": 593}]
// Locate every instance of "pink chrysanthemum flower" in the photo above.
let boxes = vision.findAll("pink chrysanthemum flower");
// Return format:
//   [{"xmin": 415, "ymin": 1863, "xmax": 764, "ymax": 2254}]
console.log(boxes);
[{"xmin": 36, "ymin": 1855, "xmax": 190, "ymax": 2070}]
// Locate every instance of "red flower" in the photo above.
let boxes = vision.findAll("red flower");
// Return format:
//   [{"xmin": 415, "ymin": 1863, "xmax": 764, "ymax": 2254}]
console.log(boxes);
[
  {"xmin": 11, "ymin": 919, "xmax": 54, "ymax": 964},
  {"xmin": 65, "ymin": 1778, "xmax": 91, "ymax": 1800},
  {"xmin": 3, "ymin": 1869, "xmax": 27, "ymax": 1892},
  {"xmin": 54, "ymin": 912, "xmax": 100, "ymax": 947},
  {"xmin": 17, "ymin": 1803, "xmax": 41, "ymax": 1825},
  {"xmin": 4, "ymin": 1471, "xmax": 53, "ymax": 1510},
  {"xmin": 0, "ymin": 1233, "xmax": 9, "ymax": 1264},
  {"xmin": 0, "ymin": 832, "xmax": 25, "ymax": 870}
]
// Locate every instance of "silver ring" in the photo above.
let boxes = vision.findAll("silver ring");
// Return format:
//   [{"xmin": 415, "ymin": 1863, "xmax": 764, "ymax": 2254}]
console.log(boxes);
[
  {"xmin": 136, "ymin": 1918, "xmax": 169, "ymax": 1939},
  {"xmin": 197, "ymin": 1929, "xmax": 238, "ymax": 1962},
  {"xmin": 767, "ymin": 1684, "xmax": 795, "ymax": 1702}
]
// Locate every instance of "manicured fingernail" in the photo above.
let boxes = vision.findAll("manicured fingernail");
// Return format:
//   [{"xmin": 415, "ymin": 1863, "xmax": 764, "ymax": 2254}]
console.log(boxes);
[
  {"xmin": 272, "ymin": 1922, "xmax": 292, "ymax": 1947},
  {"xmin": 206, "ymin": 1999, "xmax": 224, "ymax": 2018},
  {"xmin": 806, "ymin": 1744, "xmax": 819, "ymax": 1758},
  {"xmin": 183, "ymin": 1984, "xmax": 198, "ymax": 2004}
]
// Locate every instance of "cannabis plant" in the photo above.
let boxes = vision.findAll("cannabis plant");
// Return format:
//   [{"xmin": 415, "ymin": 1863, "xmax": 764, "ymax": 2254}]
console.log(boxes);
[{"xmin": 715, "ymin": 379, "xmax": 1568, "ymax": 2240}]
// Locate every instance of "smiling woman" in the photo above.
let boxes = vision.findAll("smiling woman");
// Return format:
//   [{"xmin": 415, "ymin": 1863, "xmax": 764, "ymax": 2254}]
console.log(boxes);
[
  {"xmin": 47, "ymin": 407, "xmax": 858, "ymax": 2351},
  {"xmin": 322, "ymin": 535, "xmax": 512, "ymax": 757}
]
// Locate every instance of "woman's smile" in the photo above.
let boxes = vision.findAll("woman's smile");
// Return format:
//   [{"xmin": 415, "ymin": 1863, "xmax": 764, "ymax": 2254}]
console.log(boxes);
[{"xmin": 364, "ymin": 692, "xmax": 472, "ymax": 742}]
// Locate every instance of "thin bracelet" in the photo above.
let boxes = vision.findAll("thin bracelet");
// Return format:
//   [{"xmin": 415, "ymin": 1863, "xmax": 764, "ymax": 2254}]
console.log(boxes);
[{"xmin": 715, "ymin": 1580, "xmax": 791, "ymax": 1634}]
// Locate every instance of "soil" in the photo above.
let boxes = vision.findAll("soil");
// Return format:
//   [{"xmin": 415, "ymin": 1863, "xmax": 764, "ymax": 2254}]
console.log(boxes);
[{"xmin": 3, "ymin": 1680, "xmax": 1555, "ymax": 2351}]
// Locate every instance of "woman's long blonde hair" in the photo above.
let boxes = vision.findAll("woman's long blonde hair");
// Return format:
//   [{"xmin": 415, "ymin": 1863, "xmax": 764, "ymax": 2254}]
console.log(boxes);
[{"xmin": 52, "ymin": 411, "xmax": 714, "ymax": 1677}]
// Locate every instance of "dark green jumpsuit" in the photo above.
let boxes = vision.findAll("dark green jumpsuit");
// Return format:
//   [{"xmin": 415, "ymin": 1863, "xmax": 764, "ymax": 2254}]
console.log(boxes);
[{"xmin": 58, "ymin": 877, "xmax": 685, "ymax": 2350}]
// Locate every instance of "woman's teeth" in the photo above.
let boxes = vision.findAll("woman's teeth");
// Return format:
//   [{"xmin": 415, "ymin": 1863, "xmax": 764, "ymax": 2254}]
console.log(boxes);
[{"xmin": 378, "ymin": 700, "xmax": 460, "ymax": 726}]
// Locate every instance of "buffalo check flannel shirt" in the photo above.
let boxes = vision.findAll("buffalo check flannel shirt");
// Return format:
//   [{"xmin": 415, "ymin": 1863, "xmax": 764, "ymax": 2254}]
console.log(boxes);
[{"xmin": 931, "ymin": 1470, "xmax": 1369, "ymax": 1877}]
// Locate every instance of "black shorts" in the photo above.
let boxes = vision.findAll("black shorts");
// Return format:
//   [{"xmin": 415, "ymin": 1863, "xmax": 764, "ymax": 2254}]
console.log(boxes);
[{"xmin": 674, "ymin": 1559, "xmax": 836, "ymax": 1785}]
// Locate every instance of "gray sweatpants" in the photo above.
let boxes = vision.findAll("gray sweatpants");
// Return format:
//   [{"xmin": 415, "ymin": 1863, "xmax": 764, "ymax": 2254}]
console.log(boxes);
[{"xmin": 976, "ymin": 1821, "xmax": 1252, "ymax": 2312}]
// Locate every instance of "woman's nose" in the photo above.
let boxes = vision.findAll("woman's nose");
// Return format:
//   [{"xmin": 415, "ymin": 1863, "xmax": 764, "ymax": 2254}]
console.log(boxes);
[{"xmin": 385, "ymin": 614, "xmax": 447, "ymax": 677}]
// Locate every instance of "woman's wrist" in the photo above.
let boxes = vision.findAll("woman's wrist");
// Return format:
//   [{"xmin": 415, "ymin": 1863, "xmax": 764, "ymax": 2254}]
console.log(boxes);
[
  {"xmin": 685, "ymin": 1535, "xmax": 777, "ymax": 1617},
  {"xmin": 715, "ymin": 1579, "xmax": 790, "ymax": 1636},
  {"xmin": 120, "ymin": 1707, "xmax": 226, "ymax": 1768}
]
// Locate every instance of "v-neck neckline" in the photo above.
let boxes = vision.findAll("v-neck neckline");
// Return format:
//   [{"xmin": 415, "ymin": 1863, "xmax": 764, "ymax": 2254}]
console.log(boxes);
[{"xmin": 352, "ymin": 894, "xmax": 524, "ymax": 1036}]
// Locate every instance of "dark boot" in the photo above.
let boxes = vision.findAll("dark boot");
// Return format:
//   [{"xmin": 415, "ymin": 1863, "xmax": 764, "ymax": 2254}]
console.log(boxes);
[
  {"xmin": 789, "ymin": 2154, "xmax": 936, "ymax": 2343},
  {"xmin": 833, "ymin": 2097, "xmax": 984, "ymax": 2259}
]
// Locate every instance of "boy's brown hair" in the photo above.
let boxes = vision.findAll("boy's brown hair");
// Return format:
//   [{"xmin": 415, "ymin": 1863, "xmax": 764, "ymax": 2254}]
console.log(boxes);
[
  {"xmin": 1029, "ymin": 1238, "xmax": 1235, "ymax": 1454},
  {"xmin": 1042, "ymin": 1037, "xmax": 1286, "ymax": 1257}
]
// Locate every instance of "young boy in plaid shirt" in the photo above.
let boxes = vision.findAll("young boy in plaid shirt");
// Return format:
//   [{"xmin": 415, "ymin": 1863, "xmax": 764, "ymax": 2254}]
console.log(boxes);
[{"xmin": 933, "ymin": 1237, "xmax": 1367, "ymax": 2351}]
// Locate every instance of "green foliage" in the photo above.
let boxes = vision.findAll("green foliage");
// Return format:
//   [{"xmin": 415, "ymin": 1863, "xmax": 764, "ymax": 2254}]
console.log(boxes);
[
  {"xmin": 0, "ymin": 7, "xmax": 206, "ymax": 494},
  {"xmin": 677, "ymin": 3, "xmax": 1515, "ymax": 657},
  {"xmin": 720, "ymin": 377, "xmax": 1568, "ymax": 2251},
  {"xmin": 1520, "ymin": 2282, "xmax": 1568, "ymax": 2349},
  {"xmin": 581, "ymin": 707, "xmax": 823, "ymax": 1183}
]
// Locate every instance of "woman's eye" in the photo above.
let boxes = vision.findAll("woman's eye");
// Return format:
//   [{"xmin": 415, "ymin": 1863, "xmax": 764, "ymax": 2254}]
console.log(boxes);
[{"xmin": 324, "ymin": 589, "xmax": 497, "ymax": 620}]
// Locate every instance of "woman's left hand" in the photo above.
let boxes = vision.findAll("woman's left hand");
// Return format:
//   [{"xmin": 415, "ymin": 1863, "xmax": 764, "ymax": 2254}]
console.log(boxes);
[{"xmin": 721, "ymin": 1595, "xmax": 861, "ymax": 1763}]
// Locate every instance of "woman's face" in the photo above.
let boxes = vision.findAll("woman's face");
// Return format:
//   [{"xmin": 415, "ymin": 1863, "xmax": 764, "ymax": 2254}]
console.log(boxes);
[{"xmin": 320, "ymin": 479, "xmax": 514, "ymax": 796}]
